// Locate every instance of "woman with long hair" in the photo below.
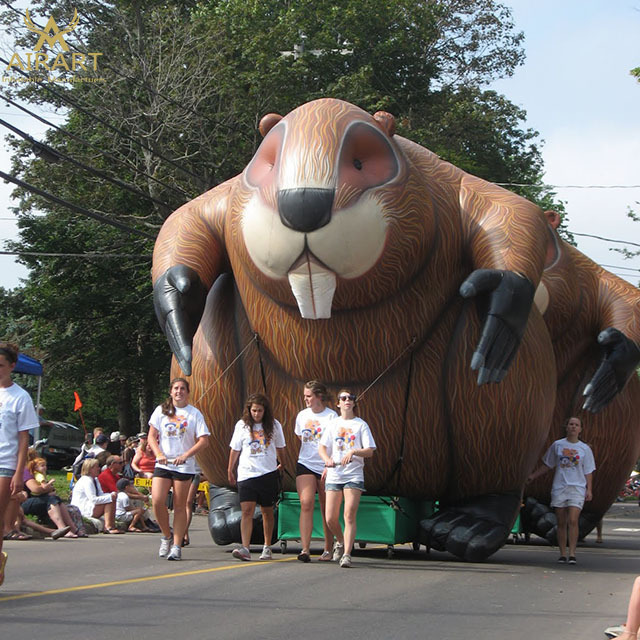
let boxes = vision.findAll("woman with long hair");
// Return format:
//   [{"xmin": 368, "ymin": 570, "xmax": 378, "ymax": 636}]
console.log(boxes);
[
  {"xmin": 148, "ymin": 378, "xmax": 210, "ymax": 561},
  {"xmin": 294, "ymin": 380, "xmax": 336, "ymax": 562},
  {"xmin": 319, "ymin": 389, "xmax": 376, "ymax": 568},
  {"xmin": 0, "ymin": 342, "xmax": 39, "ymax": 586},
  {"xmin": 228, "ymin": 393, "xmax": 286, "ymax": 561}
]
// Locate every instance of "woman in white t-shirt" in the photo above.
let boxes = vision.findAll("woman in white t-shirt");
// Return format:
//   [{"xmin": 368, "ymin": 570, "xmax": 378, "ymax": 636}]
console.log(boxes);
[
  {"xmin": 294, "ymin": 380, "xmax": 337, "ymax": 563},
  {"xmin": 319, "ymin": 389, "xmax": 376, "ymax": 569},
  {"xmin": 148, "ymin": 377, "xmax": 210, "ymax": 562},
  {"xmin": 228, "ymin": 393, "xmax": 286, "ymax": 562},
  {"xmin": 528, "ymin": 416, "xmax": 595, "ymax": 564},
  {"xmin": 0, "ymin": 342, "xmax": 39, "ymax": 586}
]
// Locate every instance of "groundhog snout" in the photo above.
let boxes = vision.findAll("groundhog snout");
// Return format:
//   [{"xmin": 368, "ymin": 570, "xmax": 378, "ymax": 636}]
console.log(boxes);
[{"xmin": 277, "ymin": 187, "xmax": 334, "ymax": 232}]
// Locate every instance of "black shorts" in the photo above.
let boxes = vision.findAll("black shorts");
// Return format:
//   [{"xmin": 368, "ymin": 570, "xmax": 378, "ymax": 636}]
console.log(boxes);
[
  {"xmin": 22, "ymin": 494, "xmax": 62, "ymax": 518},
  {"xmin": 153, "ymin": 467, "xmax": 194, "ymax": 483},
  {"xmin": 237, "ymin": 470, "xmax": 280, "ymax": 506},
  {"xmin": 296, "ymin": 462, "xmax": 322, "ymax": 480}
]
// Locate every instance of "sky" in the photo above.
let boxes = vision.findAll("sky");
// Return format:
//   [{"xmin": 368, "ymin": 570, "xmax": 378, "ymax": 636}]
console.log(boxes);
[{"xmin": 0, "ymin": 0, "xmax": 639, "ymax": 289}]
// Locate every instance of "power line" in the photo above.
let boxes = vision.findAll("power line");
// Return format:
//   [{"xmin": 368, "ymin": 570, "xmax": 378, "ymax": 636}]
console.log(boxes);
[
  {"xmin": 0, "ymin": 117, "xmax": 173, "ymax": 211},
  {"xmin": 0, "ymin": 170, "xmax": 156, "ymax": 240},
  {"xmin": 496, "ymin": 182, "xmax": 640, "ymax": 189},
  {"xmin": 572, "ymin": 232, "xmax": 640, "ymax": 248},
  {"xmin": 0, "ymin": 92, "xmax": 192, "ymax": 200},
  {"xmin": 600, "ymin": 264, "xmax": 640, "ymax": 272},
  {"xmin": 0, "ymin": 55, "xmax": 203, "ymax": 184}
]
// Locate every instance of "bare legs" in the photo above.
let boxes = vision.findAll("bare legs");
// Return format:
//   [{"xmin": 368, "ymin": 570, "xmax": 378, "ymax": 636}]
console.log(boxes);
[
  {"xmin": 0, "ymin": 477, "xmax": 11, "ymax": 562},
  {"xmin": 239, "ymin": 501, "xmax": 273, "ymax": 548},
  {"xmin": 48, "ymin": 503, "xmax": 79, "ymax": 536},
  {"xmin": 296, "ymin": 474, "xmax": 332, "ymax": 555},
  {"xmin": 91, "ymin": 501, "xmax": 116, "ymax": 531},
  {"xmin": 616, "ymin": 576, "xmax": 640, "ymax": 640},
  {"xmin": 151, "ymin": 477, "xmax": 191, "ymax": 548},
  {"xmin": 184, "ymin": 477, "xmax": 198, "ymax": 544},
  {"xmin": 555, "ymin": 505, "xmax": 581, "ymax": 557},
  {"xmin": 325, "ymin": 488, "xmax": 362, "ymax": 554}
]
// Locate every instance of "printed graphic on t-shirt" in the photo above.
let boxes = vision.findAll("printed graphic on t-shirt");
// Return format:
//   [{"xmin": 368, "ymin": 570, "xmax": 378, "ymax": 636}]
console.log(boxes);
[
  {"xmin": 335, "ymin": 427, "xmax": 355, "ymax": 452},
  {"xmin": 559, "ymin": 447, "xmax": 580, "ymax": 468},
  {"xmin": 301, "ymin": 419, "xmax": 323, "ymax": 443},
  {"xmin": 250, "ymin": 428, "xmax": 267, "ymax": 455},
  {"xmin": 164, "ymin": 413, "xmax": 188, "ymax": 437}
]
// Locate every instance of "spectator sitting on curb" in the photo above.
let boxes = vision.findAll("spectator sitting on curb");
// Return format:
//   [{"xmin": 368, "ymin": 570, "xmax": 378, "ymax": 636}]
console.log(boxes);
[
  {"xmin": 98, "ymin": 456, "xmax": 159, "ymax": 532},
  {"xmin": 71, "ymin": 458, "xmax": 122, "ymax": 534},
  {"xmin": 3, "ymin": 490, "xmax": 71, "ymax": 540},
  {"xmin": 115, "ymin": 478, "xmax": 149, "ymax": 532}
]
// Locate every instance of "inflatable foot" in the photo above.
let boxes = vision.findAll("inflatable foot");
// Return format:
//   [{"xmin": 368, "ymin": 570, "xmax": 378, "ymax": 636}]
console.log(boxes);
[
  {"xmin": 419, "ymin": 492, "xmax": 521, "ymax": 561},
  {"xmin": 521, "ymin": 496, "xmax": 601, "ymax": 544},
  {"xmin": 207, "ymin": 485, "xmax": 267, "ymax": 546}
]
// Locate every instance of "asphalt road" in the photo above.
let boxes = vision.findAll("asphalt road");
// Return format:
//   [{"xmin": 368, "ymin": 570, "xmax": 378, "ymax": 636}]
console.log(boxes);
[{"xmin": 1, "ymin": 503, "xmax": 639, "ymax": 640}]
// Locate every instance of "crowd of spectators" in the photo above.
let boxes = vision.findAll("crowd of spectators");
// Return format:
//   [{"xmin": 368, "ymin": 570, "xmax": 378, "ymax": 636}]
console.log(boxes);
[{"xmin": 2, "ymin": 429, "xmax": 173, "ymax": 541}]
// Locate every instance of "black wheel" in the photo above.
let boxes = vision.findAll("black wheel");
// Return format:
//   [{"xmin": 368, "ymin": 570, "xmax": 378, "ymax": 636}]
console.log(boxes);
[
  {"xmin": 280, "ymin": 541, "xmax": 287, "ymax": 554},
  {"xmin": 387, "ymin": 546, "xmax": 394, "ymax": 559},
  {"xmin": 412, "ymin": 540, "xmax": 420, "ymax": 552}
]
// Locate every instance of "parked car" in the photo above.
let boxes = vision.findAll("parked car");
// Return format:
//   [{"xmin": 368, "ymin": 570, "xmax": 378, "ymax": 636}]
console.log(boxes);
[{"xmin": 33, "ymin": 420, "xmax": 84, "ymax": 469}]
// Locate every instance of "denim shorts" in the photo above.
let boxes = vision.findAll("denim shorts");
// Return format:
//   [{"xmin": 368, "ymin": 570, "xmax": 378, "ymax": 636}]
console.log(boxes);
[
  {"xmin": 325, "ymin": 480, "xmax": 365, "ymax": 492},
  {"xmin": 0, "ymin": 467, "xmax": 15, "ymax": 478}
]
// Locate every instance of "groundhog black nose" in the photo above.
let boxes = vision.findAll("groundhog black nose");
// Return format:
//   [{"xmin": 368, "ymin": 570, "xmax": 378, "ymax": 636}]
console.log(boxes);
[{"xmin": 277, "ymin": 188, "xmax": 334, "ymax": 232}]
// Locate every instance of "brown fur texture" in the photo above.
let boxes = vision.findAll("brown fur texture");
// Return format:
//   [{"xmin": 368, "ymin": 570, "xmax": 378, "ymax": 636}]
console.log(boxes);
[{"xmin": 152, "ymin": 99, "xmax": 557, "ymax": 509}]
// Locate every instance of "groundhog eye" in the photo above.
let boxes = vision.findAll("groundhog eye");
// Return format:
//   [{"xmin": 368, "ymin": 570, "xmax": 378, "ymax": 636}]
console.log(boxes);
[{"xmin": 353, "ymin": 158, "xmax": 362, "ymax": 170}]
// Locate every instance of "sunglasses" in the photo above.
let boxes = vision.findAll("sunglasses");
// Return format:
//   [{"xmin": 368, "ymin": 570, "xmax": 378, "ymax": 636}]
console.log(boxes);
[{"xmin": 338, "ymin": 394, "xmax": 356, "ymax": 402}]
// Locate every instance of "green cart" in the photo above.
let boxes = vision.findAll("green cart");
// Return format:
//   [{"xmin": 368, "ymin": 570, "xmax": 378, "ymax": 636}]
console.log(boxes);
[{"xmin": 277, "ymin": 492, "xmax": 434, "ymax": 558}]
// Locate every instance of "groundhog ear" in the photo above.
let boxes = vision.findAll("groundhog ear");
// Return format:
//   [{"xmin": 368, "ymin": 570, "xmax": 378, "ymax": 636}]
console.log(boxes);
[
  {"xmin": 259, "ymin": 113, "xmax": 283, "ymax": 137},
  {"xmin": 373, "ymin": 111, "xmax": 396, "ymax": 137},
  {"xmin": 544, "ymin": 210, "xmax": 562, "ymax": 230}
]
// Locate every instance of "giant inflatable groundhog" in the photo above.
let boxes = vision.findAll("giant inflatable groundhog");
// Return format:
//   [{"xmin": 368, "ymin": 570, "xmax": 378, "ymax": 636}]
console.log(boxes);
[
  {"xmin": 525, "ymin": 210, "xmax": 640, "ymax": 541},
  {"xmin": 152, "ymin": 98, "xmax": 558, "ymax": 561}
]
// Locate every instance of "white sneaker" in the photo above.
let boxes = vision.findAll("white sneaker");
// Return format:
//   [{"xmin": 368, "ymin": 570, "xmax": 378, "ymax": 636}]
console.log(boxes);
[
  {"xmin": 339, "ymin": 553, "xmax": 352, "ymax": 568},
  {"xmin": 158, "ymin": 536, "xmax": 172, "ymax": 558},
  {"xmin": 332, "ymin": 542, "xmax": 344, "ymax": 562},
  {"xmin": 259, "ymin": 546, "xmax": 273, "ymax": 560},
  {"xmin": 232, "ymin": 546, "xmax": 251, "ymax": 561},
  {"xmin": 167, "ymin": 545, "xmax": 182, "ymax": 561}
]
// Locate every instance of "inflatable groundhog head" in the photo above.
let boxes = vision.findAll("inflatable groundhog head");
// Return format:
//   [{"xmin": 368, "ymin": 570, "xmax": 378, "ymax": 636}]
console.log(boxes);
[{"xmin": 229, "ymin": 99, "xmax": 442, "ymax": 319}]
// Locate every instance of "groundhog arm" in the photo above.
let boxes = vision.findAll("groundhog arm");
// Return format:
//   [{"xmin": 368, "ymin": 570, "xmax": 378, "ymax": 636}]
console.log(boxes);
[
  {"xmin": 458, "ymin": 175, "xmax": 547, "ymax": 384},
  {"xmin": 582, "ymin": 268, "xmax": 640, "ymax": 412},
  {"xmin": 152, "ymin": 181, "xmax": 234, "ymax": 375}
]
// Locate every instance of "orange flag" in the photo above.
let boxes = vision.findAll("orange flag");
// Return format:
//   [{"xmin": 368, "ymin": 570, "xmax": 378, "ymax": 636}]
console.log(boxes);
[{"xmin": 73, "ymin": 391, "xmax": 83, "ymax": 411}]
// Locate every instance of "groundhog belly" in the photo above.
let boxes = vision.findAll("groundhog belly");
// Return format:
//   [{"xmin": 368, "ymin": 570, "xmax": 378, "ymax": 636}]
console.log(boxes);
[{"xmin": 186, "ymin": 271, "xmax": 556, "ymax": 501}]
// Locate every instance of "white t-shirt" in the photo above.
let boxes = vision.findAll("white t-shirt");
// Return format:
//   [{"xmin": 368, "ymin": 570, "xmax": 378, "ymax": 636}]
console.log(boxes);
[
  {"xmin": 0, "ymin": 382, "xmax": 39, "ymax": 470},
  {"xmin": 229, "ymin": 419, "xmax": 286, "ymax": 482},
  {"xmin": 115, "ymin": 491, "xmax": 131, "ymax": 519},
  {"xmin": 295, "ymin": 406, "xmax": 337, "ymax": 475},
  {"xmin": 319, "ymin": 416, "xmax": 376, "ymax": 484},
  {"xmin": 148, "ymin": 404, "xmax": 210, "ymax": 474},
  {"xmin": 542, "ymin": 437, "xmax": 596, "ymax": 492}
]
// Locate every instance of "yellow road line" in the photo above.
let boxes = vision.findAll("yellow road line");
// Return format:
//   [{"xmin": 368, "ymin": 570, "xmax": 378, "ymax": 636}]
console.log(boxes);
[{"xmin": 0, "ymin": 555, "xmax": 297, "ymax": 603}]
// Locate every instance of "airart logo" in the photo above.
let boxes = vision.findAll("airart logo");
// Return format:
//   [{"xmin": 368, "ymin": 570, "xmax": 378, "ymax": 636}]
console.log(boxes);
[
  {"xmin": 25, "ymin": 8, "xmax": 79, "ymax": 52},
  {"xmin": 3, "ymin": 8, "xmax": 104, "ymax": 81}
]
